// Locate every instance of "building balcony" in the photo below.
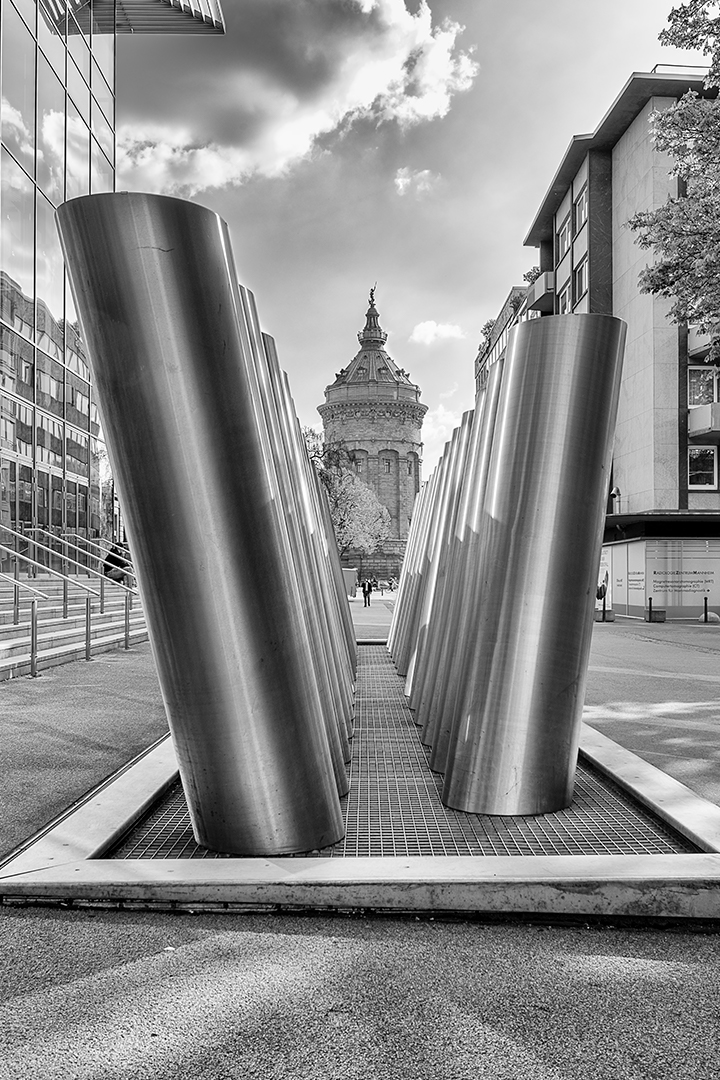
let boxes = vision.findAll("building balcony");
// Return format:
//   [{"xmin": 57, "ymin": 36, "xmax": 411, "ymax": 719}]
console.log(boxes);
[
  {"xmin": 688, "ymin": 326, "xmax": 713, "ymax": 359},
  {"xmin": 688, "ymin": 403, "xmax": 720, "ymax": 443},
  {"xmin": 525, "ymin": 271, "xmax": 555, "ymax": 313}
]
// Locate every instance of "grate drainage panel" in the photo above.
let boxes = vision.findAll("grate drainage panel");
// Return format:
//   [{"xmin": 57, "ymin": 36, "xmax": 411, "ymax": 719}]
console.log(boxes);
[{"xmin": 110, "ymin": 645, "xmax": 695, "ymax": 861}]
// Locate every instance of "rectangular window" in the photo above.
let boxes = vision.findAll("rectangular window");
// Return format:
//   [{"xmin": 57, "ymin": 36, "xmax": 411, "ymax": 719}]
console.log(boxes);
[
  {"xmin": 689, "ymin": 446, "xmax": 718, "ymax": 488},
  {"xmin": 573, "ymin": 257, "xmax": 588, "ymax": 304},
  {"xmin": 556, "ymin": 214, "xmax": 571, "ymax": 262},
  {"xmin": 574, "ymin": 186, "xmax": 588, "ymax": 233},
  {"xmin": 383, "ymin": 459, "xmax": 391, "ymax": 473},
  {"xmin": 557, "ymin": 282, "xmax": 571, "ymax": 315},
  {"xmin": 688, "ymin": 366, "xmax": 718, "ymax": 407}
]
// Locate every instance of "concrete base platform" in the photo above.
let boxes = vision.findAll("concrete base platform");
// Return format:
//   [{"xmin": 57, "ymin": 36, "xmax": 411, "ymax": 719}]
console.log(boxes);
[{"xmin": 3, "ymin": 646, "xmax": 720, "ymax": 921}]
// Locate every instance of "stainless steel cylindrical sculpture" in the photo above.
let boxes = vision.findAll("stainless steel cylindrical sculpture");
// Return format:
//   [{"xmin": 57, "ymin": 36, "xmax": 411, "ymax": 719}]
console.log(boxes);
[
  {"xmin": 57, "ymin": 192, "xmax": 344, "ymax": 855},
  {"xmin": 442, "ymin": 314, "xmax": 626, "ymax": 815}
]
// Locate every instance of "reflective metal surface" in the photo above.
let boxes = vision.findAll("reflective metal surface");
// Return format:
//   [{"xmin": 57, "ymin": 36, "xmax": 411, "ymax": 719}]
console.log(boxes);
[
  {"xmin": 57, "ymin": 192, "xmax": 344, "ymax": 854},
  {"xmin": 419, "ymin": 360, "xmax": 505, "ymax": 769},
  {"xmin": 442, "ymin": 314, "xmax": 626, "ymax": 814}
]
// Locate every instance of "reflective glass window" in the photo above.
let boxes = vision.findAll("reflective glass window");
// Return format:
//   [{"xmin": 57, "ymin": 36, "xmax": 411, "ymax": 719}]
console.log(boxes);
[
  {"xmin": 90, "ymin": 97, "xmax": 113, "ymax": 162},
  {"xmin": 18, "ymin": 462, "xmax": 32, "ymax": 524},
  {"xmin": 90, "ymin": 10, "xmax": 114, "ymax": 89},
  {"xmin": 1, "ymin": 1, "xmax": 36, "ymax": 174},
  {"xmin": 90, "ymin": 398, "xmax": 100, "ymax": 436},
  {"xmin": 90, "ymin": 59, "xmax": 114, "ymax": 126},
  {"xmin": 8, "ymin": 459, "xmax": 16, "ymax": 526},
  {"xmin": 66, "ymin": 370, "xmax": 89, "ymax": 429},
  {"xmin": 67, "ymin": 53, "xmax": 90, "ymax": 124},
  {"xmin": 63, "ymin": 276, "xmax": 90, "ymax": 378},
  {"xmin": 0, "ymin": 458, "xmax": 11, "ymax": 528},
  {"xmin": 66, "ymin": 100, "xmax": 90, "ymax": 200},
  {"xmin": 38, "ymin": 1, "xmax": 66, "ymax": 78},
  {"xmin": 0, "ymin": 394, "xmax": 31, "ymax": 453},
  {"xmin": 67, "ymin": 16, "xmax": 90, "ymax": 84},
  {"xmin": 0, "ymin": 148, "xmax": 35, "ymax": 339},
  {"xmin": 36, "ymin": 409, "xmax": 63, "ymax": 466},
  {"xmin": 556, "ymin": 214, "xmax": 571, "ymax": 263},
  {"xmin": 66, "ymin": 425, "xmax": 88, "ymax": 475},
  {"xmin": 36, "ymin": 191, "xmax": 65, "ymax": 351},
  {"xmin": 37, "ymin": 469, "xmax": 49, "ymax": 525},
  {"xmin": 51, "ymin": 472, "xmax": 62, "ymax": 526},
  {"xmin": 90, "ymin": 137, "xmax": 112, "ymax": 193},
  {"xmin": 17, "ymin": 400, "xmax": 32, "ymax": 456},
  {"xmin": 36, "ymin": 352, "xmax": 64, "ymax": 416},
  {"xmin": 689, "ymin": 446, "xmax": 717, "ymax": 488},
  {"xmin": 0, "ymin": 396, "xmax": 16, "ymax": 450},
  {"xmin": 77, "ymin": 482, "xmax": 87, "ymax": 529},
  {"xmin": 688, "ymin": 367, "xmax": 718, "ymax": 407},
  {"xmin": 65, "ymin": 477, "xmax": 76, "ymax": 528},
  {"xmin": 0, "ymin": 326, "xmax": 33, "ymax": 399},
  {"xmin": 10, "ymin": 0, "xmax": 36, "ymax": 34},
  {"xmin": 37, "ymin": 52, "xmax": 66, "ymax": 205}
]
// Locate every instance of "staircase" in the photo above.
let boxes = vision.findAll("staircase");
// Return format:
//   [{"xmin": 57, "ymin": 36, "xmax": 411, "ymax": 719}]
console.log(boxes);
[{"xmin": 0, "ymin": 575, "xmax": 148, "ymax": 680}]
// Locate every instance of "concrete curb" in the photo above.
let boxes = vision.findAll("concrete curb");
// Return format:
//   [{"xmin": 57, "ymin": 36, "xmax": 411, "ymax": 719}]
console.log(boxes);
[{"xmin": 2, "ymin": 727, "xmax": 720, "ymax": 919}]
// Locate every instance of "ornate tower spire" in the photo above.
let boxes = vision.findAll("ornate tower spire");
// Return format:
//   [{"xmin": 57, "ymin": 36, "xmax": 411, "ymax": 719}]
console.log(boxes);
[{"xmin": 318, "ymin": 290, "xmax": 427, "ymax": 575}]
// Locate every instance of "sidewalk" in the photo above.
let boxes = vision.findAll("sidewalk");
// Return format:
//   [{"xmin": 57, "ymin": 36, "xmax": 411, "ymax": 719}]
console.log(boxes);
[{"xmin": 1, "ymin": 615, "xmax": 720, "ymax": 1078}]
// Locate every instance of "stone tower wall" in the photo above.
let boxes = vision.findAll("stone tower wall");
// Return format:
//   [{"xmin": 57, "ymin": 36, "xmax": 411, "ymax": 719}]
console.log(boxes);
[{"xmin": 320, "ymin": 402, "xmax": 423, "ymax": 538}]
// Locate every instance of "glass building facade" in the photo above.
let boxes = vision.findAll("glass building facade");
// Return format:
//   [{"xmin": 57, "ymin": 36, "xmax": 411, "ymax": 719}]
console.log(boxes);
[
  {"xmin": 1, "ymin": 0, "xmax": 115, "ymax": 549},
  {"xmin": 0, "ymin": 0, "xmax": 224, "ymax": 558}
]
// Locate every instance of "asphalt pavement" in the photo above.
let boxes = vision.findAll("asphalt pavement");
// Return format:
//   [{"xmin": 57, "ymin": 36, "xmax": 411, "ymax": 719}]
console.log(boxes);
[{"xmin": 2, "ymin": 606, "xmax": 720, "ymax": 1078}]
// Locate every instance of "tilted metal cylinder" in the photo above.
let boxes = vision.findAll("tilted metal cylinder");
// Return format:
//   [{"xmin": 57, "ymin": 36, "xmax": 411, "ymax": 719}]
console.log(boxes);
[
  {"xmin": 442, "ymin": 314, "xmax": 626, "ymax": 815},
  {"xmin": 416, "ymin": 360, "xmax": 504, "ymax": 768},
  {"xmin": 406, "ymin": 411, "xmax": 473, "ymax": 712},
  {"xmin": 56, "ymin": 192, "xmax": 344, "ymax": 855}
]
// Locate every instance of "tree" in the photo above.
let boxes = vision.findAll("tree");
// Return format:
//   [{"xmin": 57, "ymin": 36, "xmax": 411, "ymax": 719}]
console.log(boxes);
[
  {"xmin": 303, "ymin": 429, "xmax": 391, "ymax": 558},
  {"xmin": 627, "ymin": 3, "xmax": 720, "ymax": 358}
]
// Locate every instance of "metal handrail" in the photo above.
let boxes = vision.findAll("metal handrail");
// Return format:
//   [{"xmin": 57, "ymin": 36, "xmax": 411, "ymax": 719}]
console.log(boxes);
[
  {"xmin": 28, "ymin": 527, "xmax": 103, "ymax": 575},
  {"xmin": 0, "ymin": 544, "xmax": 100, "ymax": 596},
  {"xmin": 63, "ymin": 532, "xmax": 135, "ymax": 568},
  {"xmin": 34, "ymin": 527, "xmax": 133, "ymax": 578},
  {"xmin": 0, "ymin": 573, "xmax": 49, "ymax": 599},
  {"xmin": 0, "ymin": 525, "xmax": 137, "ymax": 596}
]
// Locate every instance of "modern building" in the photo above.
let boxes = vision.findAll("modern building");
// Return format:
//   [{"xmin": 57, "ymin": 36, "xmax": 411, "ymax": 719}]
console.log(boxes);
[
  {"xmin": 0, "ymin": 0, "xmax": 224, "ymax": 554},
  {"xmin": 318, "ymin": 291, "xmax": 427, "ymax": 578},
  {"xmin": 476, "ymin": 67, "xmax": 720, "ymax": 619}
]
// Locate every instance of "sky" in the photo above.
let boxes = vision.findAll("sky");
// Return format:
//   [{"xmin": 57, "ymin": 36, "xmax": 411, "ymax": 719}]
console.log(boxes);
[{"xmin": 116, "ymin": 0, "xmax": 705, "ymax": 473}]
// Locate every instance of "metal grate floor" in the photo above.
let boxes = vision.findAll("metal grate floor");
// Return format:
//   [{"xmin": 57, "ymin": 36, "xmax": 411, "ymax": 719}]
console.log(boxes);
[{"xmin": 109, "ymin": 645, "xmax": 696, "ymax": 860}]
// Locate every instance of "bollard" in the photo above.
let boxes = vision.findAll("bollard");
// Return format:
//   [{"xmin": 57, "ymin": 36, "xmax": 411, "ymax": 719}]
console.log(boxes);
[
  {"xmin": 30, "ymin": 599, "xmax": 38, "ymax": 677},
  {"xmin": 85, "ymin": 595, "xmax": 92, "ymax": 661},
  {"xmin": 124, "ymin": 591, "xmax": 130, "ymax": 650},
  {"xmin": 705, "ymin": 596, "xmax": 709, "ymax": 624}
]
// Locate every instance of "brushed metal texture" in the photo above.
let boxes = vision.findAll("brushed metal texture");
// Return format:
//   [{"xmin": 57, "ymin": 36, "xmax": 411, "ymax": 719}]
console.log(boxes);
[
  {"xmin": 443, "ymin": 314, "xmax": 626, "ymax": 814},
  {"xmin": 57, "ymin": 192, "xmax": 344, "ymax": 854}
]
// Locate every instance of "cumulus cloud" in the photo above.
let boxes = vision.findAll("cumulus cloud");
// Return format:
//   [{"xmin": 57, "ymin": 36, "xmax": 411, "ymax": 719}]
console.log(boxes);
[
  {"xmin": 409, "ymin": 320, "xmax": 466, "ymax": 345},
  {"xmin": 117, "ymin": 0, "xmax": 478, "ymax": 195},
  {"xmin": 394, "ymin": 166, "xmax": 439, "ymax": 196}
]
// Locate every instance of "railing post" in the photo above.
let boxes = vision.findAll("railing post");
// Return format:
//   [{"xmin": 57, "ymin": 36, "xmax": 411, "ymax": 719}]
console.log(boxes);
[
  {"xmin": 85, "ymin": 595, "xmax": 92, "ymax": 661},
  {"xmin": 124, "ymin": 591, "xmax": 130, "ymax": 650},
  {"xmin": 62, "ymin": 575, "xmax": 68, "ymax": 619},
  {"xmin": 30, "ymin": 598, "xmax": 38, "ymax": 677},
  {"xmin": 100, "ymin": 573, "xmax": 105, "ymax": 615}
]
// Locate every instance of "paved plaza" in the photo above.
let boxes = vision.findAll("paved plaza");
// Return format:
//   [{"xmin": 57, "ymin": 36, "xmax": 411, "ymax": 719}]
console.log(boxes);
[{"xmin": 1, "ymin": 599, "xmax": 720, "ymax": 1077}]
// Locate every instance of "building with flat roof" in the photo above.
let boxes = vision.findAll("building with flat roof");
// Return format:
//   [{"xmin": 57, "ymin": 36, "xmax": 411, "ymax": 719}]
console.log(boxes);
[
  {"xmin": 477, "ymin": 68, "xmax": 720, "ymax": 618},
  {"xmin": 0, "ymin": 0, "xmax": 223, "ymax": 550}
]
